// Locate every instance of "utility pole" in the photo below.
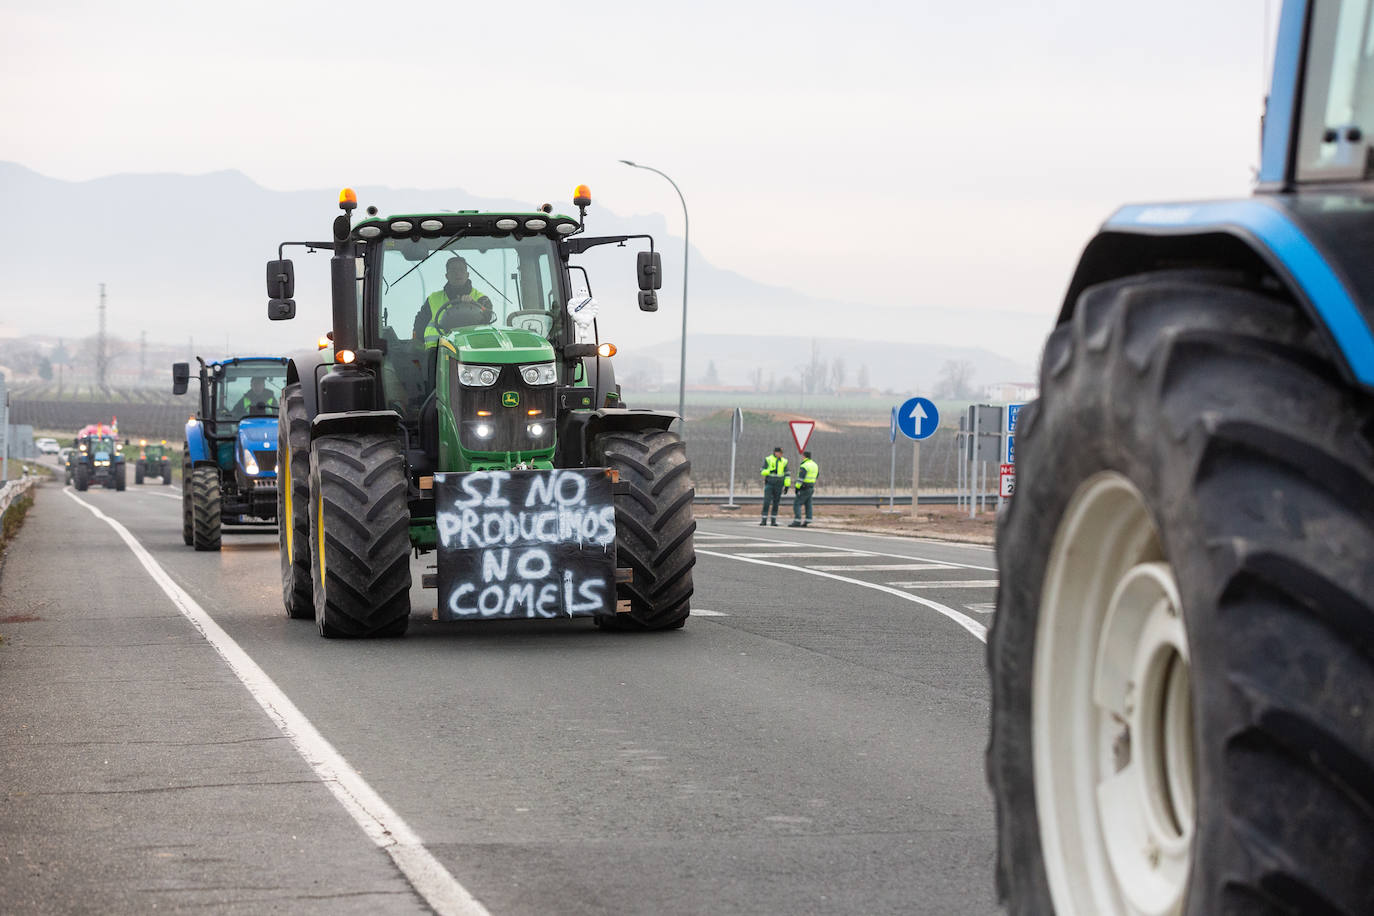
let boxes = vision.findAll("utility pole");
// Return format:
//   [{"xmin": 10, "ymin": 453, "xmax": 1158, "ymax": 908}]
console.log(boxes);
[{"xmin": 96, "ymin": 282, "xmax": 109, "ymax": 389}]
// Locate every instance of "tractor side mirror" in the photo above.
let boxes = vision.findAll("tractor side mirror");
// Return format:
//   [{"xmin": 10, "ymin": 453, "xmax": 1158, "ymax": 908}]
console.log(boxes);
[
  {"xmin": 636, "ymin": 251, "xmax": 662, "ymax": 291},
  {"xmin": 268, "ymin": 298, "xmax": 297, "ymax": 320},
  {"xmin": 172, "ymin": 362, "xmax": 189, "ymax": 395},
  {"xmin": 267, "ymin": 259, "xmax": 295, "ymax": 299},
  {"xmin": 638, "ymin": 291, "xmax": 658, "ymax": 312}
]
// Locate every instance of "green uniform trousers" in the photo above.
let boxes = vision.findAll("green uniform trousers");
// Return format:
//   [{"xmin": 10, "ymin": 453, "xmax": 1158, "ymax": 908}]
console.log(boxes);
[{"xmin": 762, "ymin": 477, "xmax": 786, "ymax": 519}]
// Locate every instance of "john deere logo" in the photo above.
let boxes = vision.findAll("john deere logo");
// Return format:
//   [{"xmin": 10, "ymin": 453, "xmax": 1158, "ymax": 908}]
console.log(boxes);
[{"xmin": 502, "ymin": 391, "xmax": 520, "ymax": 408}]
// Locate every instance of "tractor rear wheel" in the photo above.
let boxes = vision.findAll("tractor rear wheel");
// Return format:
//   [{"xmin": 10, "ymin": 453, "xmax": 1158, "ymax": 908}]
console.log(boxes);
[
  {"xmin": 592, "ymin": 428, "xmax": 695, "ymax": 630},
  {"xmin": 277, "ymin": 383, "xmax": 313, "ymax": 619},
  {"xmin": 135, "ymin": 462, "xmax": 145, "ymax": 485},
  {"xmin": 189, "ymin": 466, "xmax": 222, "ymax": 551},
  {"xmin": 73, "ymin": 465, "xmax": 89, "ymax": 492},
  {"xmin": 161, "ymin": 459, "xmax": 172, "ymax": 484},
  {"xmin": 988, "ymin": 271, "xmax": 1374, "ymax": 916},
  {"xmin": 308, "ymin": 433, "xmax": 411, "ymax": 638},
  {"xmin": 114, "ymin": 464, "xmax": 126, "ymax": 491}
]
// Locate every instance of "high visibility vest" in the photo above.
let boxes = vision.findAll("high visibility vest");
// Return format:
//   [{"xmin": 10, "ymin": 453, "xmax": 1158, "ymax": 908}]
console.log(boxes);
[
  {"xmin": 761, "ymin": 454, "xmax": 788, "ymax": 478},
  {"xmin": 237, "ymin": 392, "xmax": 277, "ymax": 413},
  {"xmin": 423, "ymin": 288, "xmax": 491, "ymax": 349},
  {"xmin": 797, "ymin": 458, "xmax": 819, "ymax": 486}
]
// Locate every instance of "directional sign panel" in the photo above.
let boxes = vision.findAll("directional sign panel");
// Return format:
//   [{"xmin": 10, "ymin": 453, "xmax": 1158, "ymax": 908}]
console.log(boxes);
[
  {"xmin": 896, "ymin": 397, "xmax": 940, "ymax": 441},
  {"xmin": 789, "ymin": 419, "xmax": 815, "ymax": 453},
  {"xmin": 889, "ymin": 407, "xmax": 898, "ymax": 444}
]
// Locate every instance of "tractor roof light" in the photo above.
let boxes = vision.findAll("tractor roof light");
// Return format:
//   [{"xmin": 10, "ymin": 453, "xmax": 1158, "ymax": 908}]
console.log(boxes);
[
  {"xmin": 339, "ymin": 187, "xmax": 357, "ymax": 211},
  {"xmin": 495, "ymin": 218, "xmax": 519, "ymax": 231},
  {"xmin": 318, "ymin": 334, "xmax": 332, "ymax": 350},
  {"xmin": 597, "ymin": 342, "xmax": 617, "ymax": 358},
  {"xmin": 573, "ymin": 184, "xmax": 591, "ymax": 208}
]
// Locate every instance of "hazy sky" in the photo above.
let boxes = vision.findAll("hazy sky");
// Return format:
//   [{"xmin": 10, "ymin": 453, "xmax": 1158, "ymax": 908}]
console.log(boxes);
[{"xmin": 1, "ymin": 0, "xmax": 1277, "ymax": 341}]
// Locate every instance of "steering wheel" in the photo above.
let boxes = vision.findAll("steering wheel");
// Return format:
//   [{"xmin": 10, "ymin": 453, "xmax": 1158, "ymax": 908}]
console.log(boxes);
[{"xmin": 506, "ymin": 310, "xmax": 553, "ymax": 334}]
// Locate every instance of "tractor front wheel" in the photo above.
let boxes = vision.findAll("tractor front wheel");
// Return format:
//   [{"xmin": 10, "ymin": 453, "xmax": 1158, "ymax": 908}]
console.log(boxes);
[
  {"xmin": 308, "ymin": 433, "xmax": 411, "ymax": 638},
  {"xmin": 592, "ymin": 428, "xmax": 696, "ymax": 630},
  {"xmin": 161, "ymin": 459, "xmax": 172, "ymax": 484},
  {"xmin": 278, "ymin": 383, "xmax": 313, "ymax": 619},
  {"xmin": 987, "ymin": 271, "xmax": 1374, "ymax": 916},
  {"xmin": 73, "ymin": 465, "xmax": 90, "ymax": 492},
  {"xmin": 189, "ymin": 466, "xmax": 222, "ymax": 551},
  {"xmin": 135, "ymin": 462, "xmax": 145, "ymax": 485},
  {"xmin": 181, "ymin": 454, "xmax": 193, "ymax": 545},
  {"xmin": 114, "ymin": 463, "xmax": 126, "ymax": 491}
]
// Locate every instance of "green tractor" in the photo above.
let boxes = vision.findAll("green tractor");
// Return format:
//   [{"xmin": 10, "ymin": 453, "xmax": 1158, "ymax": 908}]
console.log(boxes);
[
  {"xmin": 133, "ymin": 438, "xmax": 174, "ymax": 485},
  {"xmin": 265, "ymin": 185, "xmax": 695, "ymax": 637}
]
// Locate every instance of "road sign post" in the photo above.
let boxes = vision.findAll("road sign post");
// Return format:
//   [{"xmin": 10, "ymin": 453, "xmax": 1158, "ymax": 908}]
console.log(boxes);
[
  {"xmin": 725, "ymin": 407, "xmax": 744, "ymax": 510},
  {"xmin": 886, "ymin": 407, "xmax": 898, "ymax": 512},
  {"xmin": 896, "ymin": 397, "xmax": 939, "ymax": 520}
]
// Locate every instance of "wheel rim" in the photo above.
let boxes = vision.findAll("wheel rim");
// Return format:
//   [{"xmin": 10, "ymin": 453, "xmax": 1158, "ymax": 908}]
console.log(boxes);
[{"xmin": 1033, "ymin": 472, "xmax": 1195, "ymax": 916}]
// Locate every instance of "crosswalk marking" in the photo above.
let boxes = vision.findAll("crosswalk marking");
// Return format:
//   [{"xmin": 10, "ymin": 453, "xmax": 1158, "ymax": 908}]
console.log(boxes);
[
  {"xmin": 888, "ymin": 580, "xmax": 1000, "ymax": 589},
  {"xmin": 808, "ymin": 563, "xmax": 960, "ymax": 572}
]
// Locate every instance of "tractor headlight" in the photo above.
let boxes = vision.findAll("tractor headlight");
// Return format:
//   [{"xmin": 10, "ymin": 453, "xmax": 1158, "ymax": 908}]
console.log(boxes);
[
  {"xmin": 458, "ymin": 365, "xmax": 500, "ymax": 387},
  {"xmin": 520, "ymin": 362, "xmax": 556, "ymax": 386},
  {"xmin": 473, "ymin": 423, "xmax": 494, "ymax": 439},
  {"xmin": 528, "ymin": 422, "xmax": 546, "ymax": 438},
  {"xmin": 244, "ymin": 450, "xmax": 260, "ymax": 475}
]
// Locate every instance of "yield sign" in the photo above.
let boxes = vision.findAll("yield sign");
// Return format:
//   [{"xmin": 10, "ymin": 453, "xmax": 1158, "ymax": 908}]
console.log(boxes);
[{"xmin": 789, "ymin": 419, "xmax": 816, "ymax": 453}]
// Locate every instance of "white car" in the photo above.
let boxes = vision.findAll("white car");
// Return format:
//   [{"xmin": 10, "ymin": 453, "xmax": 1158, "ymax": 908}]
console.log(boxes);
[{"xmin": 36, "ymin": 437, "xmax": 60, "ymax": 455}]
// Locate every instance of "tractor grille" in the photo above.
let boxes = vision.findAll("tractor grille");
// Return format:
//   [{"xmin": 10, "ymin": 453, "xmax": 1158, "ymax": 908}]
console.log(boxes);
[
  {"xmin": 253, "ymin": 449, "xmax": 277, "ymax": 473},
  {"xmin": 451, "ymin": 363, "xmax": 556, "ymax": 455}
]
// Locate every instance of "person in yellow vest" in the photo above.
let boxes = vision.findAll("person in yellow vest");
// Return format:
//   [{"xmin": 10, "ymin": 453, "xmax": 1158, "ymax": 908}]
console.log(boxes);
[
  {"xmin": 759, "ymin": 446, "xmax": 788, "ymax": 526},
  {"xmin": 413, "ymin": 256, "xmax": 494, "ymax": 348},
  {"xmin": 789, "ymin": 450, "xmax": 819, "ymax": 527}
]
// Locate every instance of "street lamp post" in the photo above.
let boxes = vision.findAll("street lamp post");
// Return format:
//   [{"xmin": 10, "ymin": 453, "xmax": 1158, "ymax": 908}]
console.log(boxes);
[{"xmin": 619, "ymin": 160, "xmax": 689, "ymax": 432}]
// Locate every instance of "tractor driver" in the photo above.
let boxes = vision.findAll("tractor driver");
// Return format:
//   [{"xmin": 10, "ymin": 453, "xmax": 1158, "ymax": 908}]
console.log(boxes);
[
  {"xmin": 236, "ymin": 376, "xmax": 277, "ymax": 416},
  {"xmin": 413, "ymin": 255, "xmax": 494, "ymax": 348}
]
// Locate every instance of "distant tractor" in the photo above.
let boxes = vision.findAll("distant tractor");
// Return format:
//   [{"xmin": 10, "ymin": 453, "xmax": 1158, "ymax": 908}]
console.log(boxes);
[
  {"xmin": 67, "ymin": 424, "xmax": 125, "ymax": 492},
  {"xmin": 173, "ymin": 357, "xmax": 288, "ymax": 550},
  {"xmin": 988, "ymin": 3, "xmax": 1374, "ymax": 915},
  {"xmin": 134, "ymin": 438, "xmax": 173, "ymax": 485},
  {"xmin": 265, "ymin": 184, "xmax": 694, "ymax": 637}
]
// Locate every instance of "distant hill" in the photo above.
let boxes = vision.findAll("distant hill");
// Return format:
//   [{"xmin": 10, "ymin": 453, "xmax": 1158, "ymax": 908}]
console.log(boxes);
[{"xmin": 0, "ymin": 161, "xmax": 1048, "ymax": 374}]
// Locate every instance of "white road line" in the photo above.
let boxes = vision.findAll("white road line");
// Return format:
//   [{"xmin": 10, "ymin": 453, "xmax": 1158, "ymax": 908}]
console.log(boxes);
[
  {"xmin": 888, "ymin": 580, "xmax": 1000, "ymax": 589},
  {"xmin": 698, "ymin": 548, "xmax": 986, "ymax": 643},
  {"xmin": 139, "ymin": 490, "xmax": 182, "ymax": 501},
  {"xmin": 808, "ymin": 563, "xmax": 960, "ymax": 572},
  {"xmin": 735, "ymin": 551, "xmax": 873, "ymax": 559},
  {"xmin": 697, "ymin": 528, "xmax": 997, "ymax": 572},
  {"xmin": 692, "ymin": 609, "xmax": 729, "ymax": 617},
  {"xmin": 703, "ymin": 519, "xmax": 998, "ymax": 551},
  {"xmin": 713, "ymin": 542, "xmax": 858, "ymax": 550},
  {"xmin": 64, "ymin": 490, "xmax": 489, "ymax": 916},
  {"xmin": 695, "ymin": 541, "xmax": 786, "ymax": 548}
]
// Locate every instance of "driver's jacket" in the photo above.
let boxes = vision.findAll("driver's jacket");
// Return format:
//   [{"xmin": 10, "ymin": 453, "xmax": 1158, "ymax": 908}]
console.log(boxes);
[
  {"xmin": 236, "ymin": 392, "xmax": 278, "ymax": 414},
  {"xmin": 421, "ymin": 288, "xmax": 493, "ymax": 349}
]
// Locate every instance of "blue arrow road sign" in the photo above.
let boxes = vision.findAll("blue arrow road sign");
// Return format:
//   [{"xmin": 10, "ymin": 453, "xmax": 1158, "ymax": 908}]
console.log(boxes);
[{"xmin": 896, "ymin": 397, "xmax": 940, "ymax": 441}]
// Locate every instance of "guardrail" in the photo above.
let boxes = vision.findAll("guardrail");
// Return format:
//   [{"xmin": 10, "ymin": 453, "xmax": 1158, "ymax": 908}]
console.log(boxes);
[{"xmin": 0, "ymin": 477, "xmax": 37, "ymax": 529}]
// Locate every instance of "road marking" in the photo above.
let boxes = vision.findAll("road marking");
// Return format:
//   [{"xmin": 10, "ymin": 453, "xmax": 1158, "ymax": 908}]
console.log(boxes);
[
  {"xmin": 735, "ymin": 551, "xmax": 872, "ymax": 559},
  {"xmin": 715, "ymin": 542, "xmax": 858, "ymax": 550},
  {"xmin": 705, "ymin": 519, "xmax": 997, "ymax": 552},
  {"xmin": 64, "ymin": 489, "xmax": 489, "ymax": 916},
  {"xmin": 888, "ymin": 580, "xmax": 1000, "ymax": 589},
  {"xmin": 698, "ymin": 526, "xmax": 997, "ymax": 572},
  {"xmin": 696, "ymin": 541, "xmax": 786, "ymax": 548},
  {"xmin": 808, "ymin": 563, "xmax": 959, "ymax": 572},
  {"xmin": 139, "ymin": 490, "xmax": 182, "ymax": 501},
  {"xmin": 698, "ymin": 548, "xmax": 986, "ymax": 643},
  {"xmin": 692, "ymin": 608, "xmax": 729, "ymax": 617},
  {"xmin": 966, "ymin": 603, "xmax": 996, "ymax": 615}
]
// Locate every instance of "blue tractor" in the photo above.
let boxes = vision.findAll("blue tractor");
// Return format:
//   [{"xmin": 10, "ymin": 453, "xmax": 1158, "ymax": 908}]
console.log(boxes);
[
  {"xmin": 172, "ymin": 356, "xmax": 288, "ymax": 551},
  {"xmin": 988, "ymin": 3, "xmax": 1374, "ymax": 914}
]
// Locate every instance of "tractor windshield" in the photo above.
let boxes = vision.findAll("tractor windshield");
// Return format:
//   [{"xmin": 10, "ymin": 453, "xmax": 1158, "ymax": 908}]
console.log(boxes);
[
  {"xmin": 216, "ymin": 364, "xmax": 288, "ymax": 420},
  {"xmin": 1297, "ymin": 0, "xmax": 1374, "ymax": 181}
]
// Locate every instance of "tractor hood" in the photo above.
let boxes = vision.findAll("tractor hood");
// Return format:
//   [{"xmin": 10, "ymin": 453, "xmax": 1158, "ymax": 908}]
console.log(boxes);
[
  {"xmin": 237, "ymin": 417, "xmax": 278, "ymax": 464},
  {"xmin": 445, "ymin": 326, "xmax": 555, "ymax": 365}
]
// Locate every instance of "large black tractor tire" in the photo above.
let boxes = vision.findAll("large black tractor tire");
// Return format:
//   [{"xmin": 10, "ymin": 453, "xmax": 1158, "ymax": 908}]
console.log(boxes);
[
  {"xmin": 987, "ymin": 271, "xmax": 1374, "ymax": 916},
  {"xmin": 73, "ymin": 465, "xmax": 90, "ymax": 492},
  {"xmin": 592, "ymin": 428, "xmax": 696, "ymax": 630},
  {"xmin": 135, "ymin": 462, "xmax": 145, "ymax": 485},
  {"xmin": 308, "ymin": 433, "xmax": 411, "ymax": 638},
  {"xmin": 189, "ymin": 466, "xmax": 222, "ymax": 552},
  {"xmin": 181, "ymin": 454, "xmax": 193, "ymax": 545},
  {"xmin": 114, "ymin": 463, "xmax": 126, "ymax": 491},
  {"xmin": 277, "ymin": 383, "xmax": 313, "ymax": 619},
  {"xmin": 161, "ymin": 459, "xmax": 172, "ymax": 484}
]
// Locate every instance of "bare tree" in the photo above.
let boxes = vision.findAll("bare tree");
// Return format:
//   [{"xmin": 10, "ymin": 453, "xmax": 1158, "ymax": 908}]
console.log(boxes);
[
  {"xmin": 830, "ymin": 357, "xmax": 846, "ymax": 392},
  {"xmin": 748, "ymin": 366, "xmax": 764, "ymax": 391},
  {"xmin": 857, "ymin": 363, "xmax": 870, "ymax": 389},
  {"xmin": 935, "ymin": 359, "xmax": 977, "ymax": 399}
]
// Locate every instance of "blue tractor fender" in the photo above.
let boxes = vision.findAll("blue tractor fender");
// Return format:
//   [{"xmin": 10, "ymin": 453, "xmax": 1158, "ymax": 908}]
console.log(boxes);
[
  {"xmin": 184, "ymin": 418, "xmax": 214, "ymax": 466},
  {"xmin": 1058, "ymin": 197, "xmax": 1374, "ymax": 395}
]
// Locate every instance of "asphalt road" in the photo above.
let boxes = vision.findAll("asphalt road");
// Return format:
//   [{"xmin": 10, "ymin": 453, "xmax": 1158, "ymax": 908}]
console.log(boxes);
[{"xmin": 1, "ymin": 467, "xmax": 1000, "ymax": 915}]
